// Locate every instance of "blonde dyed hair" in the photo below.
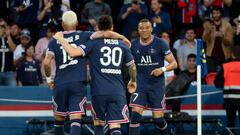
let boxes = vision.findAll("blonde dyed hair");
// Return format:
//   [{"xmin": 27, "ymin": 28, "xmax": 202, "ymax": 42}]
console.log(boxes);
[{"xmin": 62, "ymin": 11, "xmax": 77, "ymax": 27}]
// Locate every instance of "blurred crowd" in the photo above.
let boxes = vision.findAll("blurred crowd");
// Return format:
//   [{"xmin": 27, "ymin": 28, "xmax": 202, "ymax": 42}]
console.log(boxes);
[{"xmin": 0, "ymin": 0, "xmax": 240, "ymax": 86}]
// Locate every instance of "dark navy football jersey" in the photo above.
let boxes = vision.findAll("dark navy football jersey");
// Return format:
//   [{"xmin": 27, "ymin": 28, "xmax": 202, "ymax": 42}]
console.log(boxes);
[
  {"xmin": 79, "ymin": 39, "xmax": 134, "ymax": 97},
  {"xmin": 131, "ymin": 36, "xmax": 171, "ymax": 91},
  {"xmin": 16, "ymin": 59, "xmax": 42, "ymax": 85},
  {"xmin": 47, "ymin": 31, "xmax": 93, "ymax": 84}
]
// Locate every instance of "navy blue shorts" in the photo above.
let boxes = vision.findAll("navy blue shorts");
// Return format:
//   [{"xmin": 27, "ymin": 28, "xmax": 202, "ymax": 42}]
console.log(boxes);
[
  {"xmin": 129, "ymin": 88, "xmax": 166, "ymax": 112},
  {"xmin": 52, "ymin": 81, "xmax": 87, "ymax": 116},
  {"xmin": 91, "ymin": 95, "xmax": 129, "ymax": 124}
]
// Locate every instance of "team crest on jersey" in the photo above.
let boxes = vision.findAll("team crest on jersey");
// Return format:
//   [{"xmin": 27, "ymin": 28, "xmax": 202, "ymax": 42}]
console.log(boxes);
[
  {"xmin": 136, "ymin": 50, "xmax": 140, "ymax": 54},
  {"xmin": 149, "ymin": 48, "xmax": 156, "ymax": 54}
]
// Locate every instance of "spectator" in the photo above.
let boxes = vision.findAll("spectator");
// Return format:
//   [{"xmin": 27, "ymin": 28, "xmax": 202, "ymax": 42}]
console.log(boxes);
[
  {"xmin": 37, "ymin": 0, "xmax": 62, "ymax": 38},
  {"xmin": 233, "ymin": 15, "xmax": 240, "ymax": 46},
  {"xmin": 117, "ymin": 0, "xmax": 148, "ymax": 39},
  {"xmin": 103, "ymin": 0, "xmax": 124, "ymax": 32},
  {"xmin": 16, "ymin": 44, "xmax": 42, "ymax": 86},
  {"xmin": 214, "ymin": 46, "xmax": 240, "ymax": 134},
  {"xmin": 202, "ymin": 6, "xmax": 233, "ymax": 72},
  {"xmin": 167, "ymin": 54, "xmax": 197, "ymax": 112},
  {"xmin": 177, "ymin": 26, "xmax": 197, "ymax": 71},
  {"xmin": 35, "ymin": 22, "xmax": 57, "ymax": 85},
  {"xmin": 14, "ymin": 28, "xmax": 31, "ymax": 65},
  {"xmin": 9, "ymin": 22, "xmax": 21, "ymax": 46},
  {"xmin": 174, "ymin": 0, "xmax": 199, "ymax": 33},
  {"xmin": 150, "ymin": 0, "xmax": 172, "ymax": 36},
  {"xmin": 201, "ymin": 0, "xmax": 232, "ymax": 20},
  {"xmin": 81, "ymin": 0, "xmax": 111, "ymax": 30},
  {"xmin": 14, "ymin": 0, "xmax": 39, "ymax": 43},
  {"xmin": 0, "ymin": 19, "xmax": 16, "ymax": 86},
  {"xmin": 161, "ymin": 31, "xmax": 176, "ymax": 85},
  {"xmin": 230, "ymin": 0, "xmax": 240, "ymax": 24}
]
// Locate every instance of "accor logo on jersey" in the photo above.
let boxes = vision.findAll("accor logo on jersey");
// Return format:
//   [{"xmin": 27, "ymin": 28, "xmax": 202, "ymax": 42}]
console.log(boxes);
[{"xmin": 138, "ymin": 55, "xmax": 159, "ymax": 66}]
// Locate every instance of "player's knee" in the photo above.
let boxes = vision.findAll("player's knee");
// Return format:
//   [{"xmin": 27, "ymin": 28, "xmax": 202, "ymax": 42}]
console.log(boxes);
[
  {"xmin": 152, "ymin": 111, "xmax": 164, "ymax": 118},
  {"xmin": 130, "ymin": 111, "xmax": 142, "ymax": 124},
  {"xmin": 153, "ymin": 117, "xmax": 167, "ymax": 130},
  {"xmin": 131, "ymin": 107, "xmax": 144, "ymax": 114},
  {"xmin": 109, "ymin": 123, "xmax": 121, "ymax": 129},
  {"xmin": 54, "ymin": 115, "xmax": 65, "ymax": 121},
  {"xmin": 93, "ymin": 120, "xmax": 105, "ymax": 126},
  {"xmin": 69, "ymin": 114, "xmax": 82, "ymax": 120}
]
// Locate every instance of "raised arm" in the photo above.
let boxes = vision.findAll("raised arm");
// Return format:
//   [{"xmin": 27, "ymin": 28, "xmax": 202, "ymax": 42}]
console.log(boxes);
[
  {"xmin": 91, "ymin": 31, "xmax": 131, "ymax": 48},
  {"xmin": 53, "ymin": 32, "xmax": 83, "ymax": 57}
]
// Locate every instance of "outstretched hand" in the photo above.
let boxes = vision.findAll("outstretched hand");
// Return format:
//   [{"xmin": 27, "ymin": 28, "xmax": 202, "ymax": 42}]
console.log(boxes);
[{"xmin": 53, "ymin": 32, "xmax": 64, "ymax": 41}]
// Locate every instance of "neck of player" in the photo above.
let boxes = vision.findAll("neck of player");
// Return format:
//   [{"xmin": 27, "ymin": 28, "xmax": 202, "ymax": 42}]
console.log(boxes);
[{"xmin": 140, "ymin": 35, "xmax": 153, "ymax": 44}]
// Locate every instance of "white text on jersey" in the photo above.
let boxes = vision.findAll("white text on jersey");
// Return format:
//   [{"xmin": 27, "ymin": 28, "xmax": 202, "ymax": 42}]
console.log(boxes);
[{"xmin": 104, "ymin": 39, "xmax": 119, "ymax": 45}]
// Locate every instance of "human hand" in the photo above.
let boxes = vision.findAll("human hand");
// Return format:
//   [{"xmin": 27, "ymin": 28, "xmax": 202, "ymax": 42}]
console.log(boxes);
[
  {"xmin": 123, "ymin": 38, "xmax": 131, "ymax": 48},
  {"xmin": 89, "ymin": 19, "xmax": 97, "ymax": 27},
  {"xmin": 151, "ymin": 68, "xmax": 164, "ymax": 77},
  {"xmin": 53, "ymin": 32, "xmax": 64, "ymax": 41},
  {"xmin": 5, "ymin": 26, "xmax": 10, "ymax": 36},
  {"xmin": 152, "ymin": 16, "xmax": 161, "ymax": 24},
  {"xmin": 44, "ymin": 1, "xmax": 53, "ymax": 10},
  {"xmin": 128, "ymin": 80, "xmax": 137, "ymax": 94},
  {"xmin": 127, "ymin": 7, "xmax": 133, "ymax": 13},
  {"xmin": 215, "ymin": 31, "xmax": 223, "ymax": 37},
  {"xmin": 132, "ymin": 3, "xmax": 141, "ymax": 13},
  {"xmin": 47, "ymin": 82, "xmax": 54, "ymax": 90},
  {"xmin": 17, "ymin": 5, "xmax": 28, "ymax": 12}
]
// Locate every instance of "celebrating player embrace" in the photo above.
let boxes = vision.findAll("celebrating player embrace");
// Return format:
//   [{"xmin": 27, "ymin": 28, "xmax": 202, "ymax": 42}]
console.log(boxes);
[{"xmin": 54, "ymin": 15, "xmax": 137, "ymax": 135}]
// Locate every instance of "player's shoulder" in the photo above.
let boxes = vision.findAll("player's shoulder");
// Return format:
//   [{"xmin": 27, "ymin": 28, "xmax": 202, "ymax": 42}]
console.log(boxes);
[
  {"xmin": 131, "ymin": 37, "xmax": 140, "ymax": 44},
  {"xmin": 118, "ymin": 40, "xmax": 130, "ymax": 50},
  {"xmin": 76, "ymin": 30, "xmax": 93, "ymax": 36},
  {"xmin": 131, "ymin": 37, "xmax": 140, "ymax": 48},
  {"xmin": 153, "ymin": 36, "xmax": 168, "ymax": 47},
  {"xmin": 153, "ymin": 36, "xmax": 165, "ymax": 44},
  {"xmin": 48, "ymin": 38, "xmax": 57, "ymax": 46}
]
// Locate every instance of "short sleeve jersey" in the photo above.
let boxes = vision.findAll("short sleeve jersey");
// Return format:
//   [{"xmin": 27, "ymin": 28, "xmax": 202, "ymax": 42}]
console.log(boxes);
[
  {"xmin": 131, "ymin": 36, "xmax": 171, "ymax": 90},
  {"xmin": 47, "ymin": 31, "xmax": 92, "ymax": 84},
  {"xmin": 80, "ymin": 39, "xmax": 134, "ymax": 97}
]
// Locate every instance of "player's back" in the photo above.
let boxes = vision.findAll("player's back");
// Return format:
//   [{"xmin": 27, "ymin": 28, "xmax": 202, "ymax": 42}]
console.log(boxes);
[
  {"xmin": 47, "ymin": 31, "xmax": 92, "ymax": 84},
  {"xmin": 85, "ymin": 38, "xmax": 133, "ymax": 97}
]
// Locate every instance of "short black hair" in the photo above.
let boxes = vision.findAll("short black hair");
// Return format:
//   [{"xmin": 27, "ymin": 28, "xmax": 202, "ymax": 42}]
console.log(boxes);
[
  {"xmin": 187, "ymin": 53, "xmax": 196, "ymax": 59},
  {"xmin": 211, "ymin": 6, "xmax": 224, "ymax": 16},
  {"xmin": 139, "ymin": 18, "xmax": 151, "ymax": 24},
  {"xmin": 232, "ymin": 46, "xmax": 240, "ymax": 59},
  {"xmin": 47, "ymin": 22, "xmax": 57, "ymax": 33},
  {"xmin": 97, "ymin": 15, "xmax": 113, "ymax": 31},
  {"xmin": 184, "ymin": 25, "xmax": 196, "ymax": 34}
]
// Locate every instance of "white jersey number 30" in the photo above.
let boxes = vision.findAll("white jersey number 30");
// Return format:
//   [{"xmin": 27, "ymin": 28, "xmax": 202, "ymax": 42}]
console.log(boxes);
[{"xmin": 100, "ymin": 46, "xmax": 122, "ymax": 66}]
